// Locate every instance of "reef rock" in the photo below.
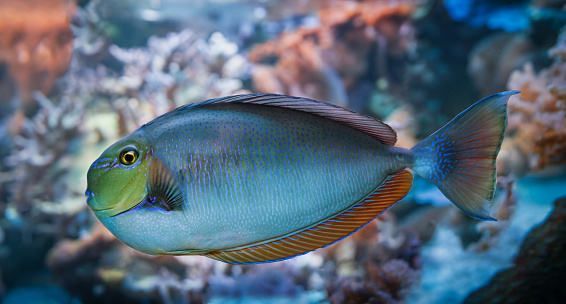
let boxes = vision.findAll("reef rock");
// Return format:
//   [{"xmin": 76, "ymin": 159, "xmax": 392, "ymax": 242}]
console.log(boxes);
[{"xmin": 464, "ymin": 196, "xmax": 566, "ymax": 304}]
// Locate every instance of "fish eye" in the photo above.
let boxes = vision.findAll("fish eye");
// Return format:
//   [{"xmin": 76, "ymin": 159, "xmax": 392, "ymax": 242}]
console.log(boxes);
[{"xmin": 119, "ymin": 146, "xmax": 139, "ymax": 166}]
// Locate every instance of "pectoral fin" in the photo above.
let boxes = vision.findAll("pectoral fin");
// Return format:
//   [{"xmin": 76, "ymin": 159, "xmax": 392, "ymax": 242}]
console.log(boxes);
[
  {"xmin": 147, "ymin": 158, "xmax": 184, "ymax": 211},
  {"xmin": 205, "ymin": 169, "xmax": 413, "ymax": 264}
]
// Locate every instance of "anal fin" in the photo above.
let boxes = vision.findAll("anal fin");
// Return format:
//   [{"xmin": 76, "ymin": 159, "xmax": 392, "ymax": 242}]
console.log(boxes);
[{"xmin": 205, "ymin": 169, "xmax": 413, "ymax": 264}]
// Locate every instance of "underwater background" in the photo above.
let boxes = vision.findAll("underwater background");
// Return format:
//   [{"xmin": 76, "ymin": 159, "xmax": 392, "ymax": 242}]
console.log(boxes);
[{"xmin": 0, "ymin": 0, "xmax": 565, "ymax": 303}]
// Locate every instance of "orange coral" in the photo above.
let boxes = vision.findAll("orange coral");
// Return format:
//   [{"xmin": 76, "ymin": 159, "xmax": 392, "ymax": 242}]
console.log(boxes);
[
  {"xmin": 0, "ymin": 0, "xmax": 74, "ymax": 116},
  {"xmin": 249, "ymin": 0, "xmax": 416, "ymax": 106},
  {"xmin": 503, "ymin": 31, "xmax": 566, "ymax": 174}
]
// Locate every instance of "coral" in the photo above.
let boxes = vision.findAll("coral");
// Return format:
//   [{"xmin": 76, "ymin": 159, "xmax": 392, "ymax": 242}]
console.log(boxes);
[
  {"xmin": 0, "ymin": 87, "xmax": 91, "ymax": 298},
  {"xmin": 4, "ymin": 93, "xmax": 84, "ymax": 215},
  {"xmin": 0, "ymin": 0, "xmax": 74, "ymax": 116},
  {"xmin": 207, "ymin": 264, "xmax": 303, "ymax": 297},
  {"xmin": 464, "ymin": 196, "xmax": 566, "ymax": 304},
  {"xmin": 84, "ymin": 29, "xmax": 251, "ymax": 135},
  {"xmin": 70, "ymin": 0, "xmax": 112, "ymax": 58},
  {"xmin": 249, "ymin": 0, "xmax": 417, "ymax": 108},
  {"xmin": 502, "ymin": 31, "xmax": 566, "ymax": 173},
  {"xmin": 0, "ymin": 90, "xmax": 89, "ymax": 251},
  {"xmin": 325, "ymin": 259, "xmax": 418, "ymax": 304},
  {"xmin": 321, "ymin": 215, "xmax": 420, "ymax": 304}
]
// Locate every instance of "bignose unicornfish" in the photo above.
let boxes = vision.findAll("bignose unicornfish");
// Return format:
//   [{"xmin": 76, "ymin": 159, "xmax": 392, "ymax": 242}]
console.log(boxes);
[{"xmin": 86, "ymin": 91, "xmax": 517, "ymax": 264}]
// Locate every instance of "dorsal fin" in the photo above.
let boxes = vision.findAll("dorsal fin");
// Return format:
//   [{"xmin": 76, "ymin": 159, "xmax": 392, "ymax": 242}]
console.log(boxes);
[
  {"xmin": 179, "ymin": 94, "xmax": 397, "ymax": 146},
  {"xmin": 204, "ymin": 169, "xmax": 413, "ymax": 264}
]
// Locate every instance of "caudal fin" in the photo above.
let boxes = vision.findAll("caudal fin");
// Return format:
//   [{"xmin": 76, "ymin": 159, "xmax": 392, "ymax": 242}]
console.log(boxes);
[{"xmin": 410, "ymin": 91, "xmax": 518, "ymax": 220}]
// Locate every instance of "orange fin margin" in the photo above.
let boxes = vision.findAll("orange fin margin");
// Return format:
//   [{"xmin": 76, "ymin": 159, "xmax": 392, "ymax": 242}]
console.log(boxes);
[{"xmin": 205, "ymin": 169, "xmax": 413, "ymax": 264}]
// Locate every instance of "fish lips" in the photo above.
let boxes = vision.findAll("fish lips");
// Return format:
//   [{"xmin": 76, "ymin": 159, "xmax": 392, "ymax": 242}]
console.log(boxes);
[
  {"xmin": 85, "ymin": 188, "xmax": 148, "ymax": 218},
  {"xmin": 85, "ymin": 189, "xmax": 115, "ymax": 215},
  {"xmin": 85, "ymin": 189, "xmax": 94, "ymax": 201},
  {"xmin": 85, "ymin": 194, "xmax": 110, "ymax": 214}
]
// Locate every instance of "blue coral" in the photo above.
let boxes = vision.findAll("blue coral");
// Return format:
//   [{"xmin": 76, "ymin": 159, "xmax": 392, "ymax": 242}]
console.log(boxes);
[{"xmin": 444, "ymin": 0, "xmax": 530, "ymax": 32}]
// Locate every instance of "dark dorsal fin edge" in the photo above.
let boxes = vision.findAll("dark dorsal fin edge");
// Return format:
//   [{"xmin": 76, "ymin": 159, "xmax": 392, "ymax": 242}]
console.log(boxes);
[{"xmin": 182, "ymin": 94, "xmax": 397, "ymax": 146}]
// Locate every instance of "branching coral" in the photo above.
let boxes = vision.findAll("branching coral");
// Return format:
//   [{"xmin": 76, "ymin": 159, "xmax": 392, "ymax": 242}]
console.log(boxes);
[
  {"xmin": 249, "ymin": 0, "xmax": 418, "ymax": 107},
  {"xmin": 0, "ymin": 0, "xmax": 74, "ymax": 116},
  {"xmin": 1, "ymin": 91, "xmax": 86, "ymax": 239},
  {"xmin": 0, "ymin": 89, "xmax": 90, "ymax": 290},
  {"xmin": 80, "ymin": 29, "xmax": 251, "ymax": 135},
  {"xmin": 501, "ymin": 30, "xmax": 566, "ymax": 174}
]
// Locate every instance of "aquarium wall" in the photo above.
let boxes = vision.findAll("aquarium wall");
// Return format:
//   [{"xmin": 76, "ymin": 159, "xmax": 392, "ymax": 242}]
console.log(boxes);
[{"xmin": 0, "ymin": 0, "xmax": 566, "ymax": 303}]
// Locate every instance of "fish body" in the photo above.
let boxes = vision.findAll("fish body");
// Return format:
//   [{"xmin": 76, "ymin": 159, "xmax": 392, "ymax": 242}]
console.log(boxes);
[{"xmin": 86, "ymin": 92, "xmax": 517, "ymax": 263}]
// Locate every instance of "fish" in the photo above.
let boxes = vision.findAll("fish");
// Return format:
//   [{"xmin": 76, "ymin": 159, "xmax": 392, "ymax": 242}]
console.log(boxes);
[{"xmin": 86, "ymin": 91, "xmax": 518, "ymax": 264}]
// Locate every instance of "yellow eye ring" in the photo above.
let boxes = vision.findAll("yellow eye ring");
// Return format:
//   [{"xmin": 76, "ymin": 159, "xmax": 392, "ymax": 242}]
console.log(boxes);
[{"xmin": 119, "ymin": 147, "xmax": 139, "ymax": 166}]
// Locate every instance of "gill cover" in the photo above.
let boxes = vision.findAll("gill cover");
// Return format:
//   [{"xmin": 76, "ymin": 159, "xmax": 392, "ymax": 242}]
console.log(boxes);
[{"xmin": 86, "ymin": 133, "xmax": 152, "ymax": 217}]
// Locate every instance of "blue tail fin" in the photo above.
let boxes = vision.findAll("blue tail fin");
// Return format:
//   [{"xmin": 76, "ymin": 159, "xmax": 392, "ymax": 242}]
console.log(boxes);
[{"xmin": 410, "ymin": 91, "xmax": 518, "ymax": 220}]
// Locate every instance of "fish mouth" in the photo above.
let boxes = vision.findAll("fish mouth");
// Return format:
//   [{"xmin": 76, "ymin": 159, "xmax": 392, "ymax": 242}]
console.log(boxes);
[
  {"xmin": 85, "ymin": 190, "xmax": 95, "ymax": 204},
  {"xmin": 84, "ymin": 192, "xmax": 113, "ymax": 213},
  {"xmin": 86, "ymin": 196, "xmax": 146, "ymax": 216},
  {"xmin": 85, "ymin": 187, "xmax": 148, "ymax": 217}
]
